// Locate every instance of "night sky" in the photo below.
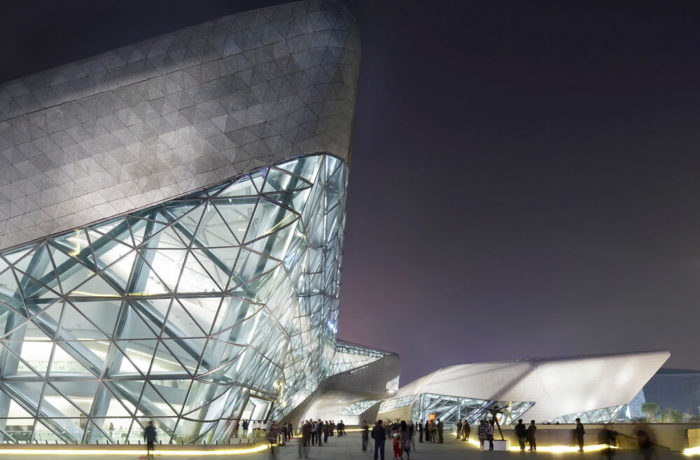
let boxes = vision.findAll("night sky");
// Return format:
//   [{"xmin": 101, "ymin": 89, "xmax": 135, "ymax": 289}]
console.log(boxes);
[{"xmin": 2, "ymin": 0, "xmax": 700, "ymax": 384}]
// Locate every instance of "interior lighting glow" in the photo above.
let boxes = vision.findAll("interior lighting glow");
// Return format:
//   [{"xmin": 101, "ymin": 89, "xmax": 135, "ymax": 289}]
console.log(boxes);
[
  {"xmin": 0, "ymin": 444, "xmax": 270, "ymax": 456},
  {"xmin": 684, "ymin": 446, "xmax": 700, "ymax": 456}
]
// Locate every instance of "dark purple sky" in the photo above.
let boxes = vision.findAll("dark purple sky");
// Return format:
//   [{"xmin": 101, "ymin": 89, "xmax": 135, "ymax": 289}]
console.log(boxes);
[{"xmin": 3, "ymin": 0, "xmax": 700, "ymax": 384}]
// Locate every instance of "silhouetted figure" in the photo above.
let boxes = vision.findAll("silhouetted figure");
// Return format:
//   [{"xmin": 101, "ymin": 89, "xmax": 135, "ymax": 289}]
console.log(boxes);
[
  {"xmin": 143, "ymin": 421, "xmax": 157, "ymax": 459},
  {"xmin": 418, "ymin": 419, "xmax": 423, "ymax": 443},
  {"xmin": 527, "ymin": 420, "xmax": 537, "ymax": 451},
  {"xmin": 362, "ymin": 420, "xmax": 370, "ymax": 451},
  {"xmin": 462, "ymin": 421, "xmax": 471, "ymax": 441},
  {"xmin": 598, "ymin": 425, "xmax": 617, "ymax": 460},
  {"xmin": 371, "ymin": 420, "xmax": 387, "ymax": 460},
  {"xmin": 400, "ymin": 421, "xmax": 411, "ymax": 460},
  {"xmin": 575, "ymin": 418, "xmax": 585, "ymax": 452},
  {"xmin": 437, "ymin": 419, "xmax": 444, "ymax": 443},
  {"xmin": 456, "ymin": 420, "xmax": 463, "ymax": 439},
  {"xmin": 636, "ymin": 427, "xmax": 654, "ymax": 460},
  {"xmin": 267, "ymin": 420, "xmax": 280, "ymax": 459},
  {"xmin": 424, "ymin": 420, "xmax": 431, "ymax": 442},
  {"xmin": 515, "ymin": 419, "xmax": 527, "ymax": 451}
]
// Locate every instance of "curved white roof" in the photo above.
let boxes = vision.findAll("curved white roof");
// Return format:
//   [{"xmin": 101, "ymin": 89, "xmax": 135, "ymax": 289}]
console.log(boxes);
[{"xmin": 396, "ymin": 350, "xmax": 670, "ymax": 422}]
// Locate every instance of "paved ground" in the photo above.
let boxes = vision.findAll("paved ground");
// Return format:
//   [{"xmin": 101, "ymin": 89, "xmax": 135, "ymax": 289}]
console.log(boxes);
[{"xmin": 0, "ymin": 433, "xmax": 685, "ymax": 460}]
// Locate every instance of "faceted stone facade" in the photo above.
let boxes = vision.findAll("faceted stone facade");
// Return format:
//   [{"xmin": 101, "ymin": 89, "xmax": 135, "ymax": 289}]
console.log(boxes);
[{"xmin": 0, "ymin": 0, "xmax": 360, "ymax": 250}]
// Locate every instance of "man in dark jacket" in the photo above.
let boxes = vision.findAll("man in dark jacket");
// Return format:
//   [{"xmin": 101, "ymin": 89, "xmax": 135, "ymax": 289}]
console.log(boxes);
[
  {"xmin": 362, "ymin": 420, "xmax": 370, "ymax": 451},
  {"xmin": 371, "ymin": 420, "xmax": 386, "ymax": 460},
  {"xmin": 515, "ymin": 419, "xmax": 527, "ymax": 451},
  {"xmin": 575, "ymin": 418, "xmax": 585, "ymax": 452},
  {"xmin": 143, "ymin": 421, "xmax": 157, "ymax": 459},
  {"xmin": 418, "ymin": 419, "xmax": 423, "ymax": 443}
]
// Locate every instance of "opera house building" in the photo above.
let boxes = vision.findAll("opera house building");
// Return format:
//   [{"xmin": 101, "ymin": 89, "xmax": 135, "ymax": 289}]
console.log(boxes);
[{"xmin": 0, "ymin": 0, "xmax": 685, "ymax": 447}]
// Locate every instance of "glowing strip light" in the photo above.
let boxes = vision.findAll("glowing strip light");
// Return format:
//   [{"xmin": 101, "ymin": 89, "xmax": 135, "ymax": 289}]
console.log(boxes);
[
  {"xmin": 508, "ymin": 444, "xmax": 617, "ymax": 453},
  {"xmin": 684, "ymin": 446, "xmax": 700, "ymax": 456},
  {"xmin": 462, "ymin": 437, "xmax": 617, "ymax": 454},
  {"xmin": 0, "ymin": 444, "xmax": 270, "ymax": 456}
]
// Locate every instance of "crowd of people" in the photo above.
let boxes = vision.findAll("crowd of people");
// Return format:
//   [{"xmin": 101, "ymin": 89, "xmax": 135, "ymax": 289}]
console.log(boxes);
[{"xmin": 139, "ymin": 414, "xmax": 661, "ymax": 458}]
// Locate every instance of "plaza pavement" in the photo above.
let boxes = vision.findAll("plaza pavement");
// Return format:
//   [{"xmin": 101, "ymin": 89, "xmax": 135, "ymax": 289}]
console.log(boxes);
[{"xmin": 0, "ymin": 433, "xmax": 685, "ymax": 460}]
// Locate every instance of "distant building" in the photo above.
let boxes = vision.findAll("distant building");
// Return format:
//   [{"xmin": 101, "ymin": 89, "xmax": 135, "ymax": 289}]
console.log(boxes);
[{"xmin": 376, "ymin": 351, "xmax": 669, "ymax": 425}]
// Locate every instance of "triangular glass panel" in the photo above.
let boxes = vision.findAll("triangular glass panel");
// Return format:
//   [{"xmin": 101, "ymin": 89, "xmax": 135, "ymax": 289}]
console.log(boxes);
[
  {"xmin": 217, "ymin": 175, "xmax": 259, "ymax": 197},
  {"xmin": 107, "ymin": 342, "xmax": 150, "ymax": 376},
  {"xmin": 181, "ymin": 380, "xmax": 230, "ymax": 415},
  {"xmin": 150, "ymin": 340, "xmax": 192, "ymax": 377},
  {"xmin": 2, "ymin": 245, "xmax": 37, "ymax": 266},
  {"xmin": 102, "ymin": 250, "xmax": 137, "ymax": 291},
  {"xmin": 150, "ymin": 379, "xmax": 190, "ymax": 415},
  {"xmin": 262, "ymin": 167, "xmax": 306, "ymax": 193},
  {"xmin": 229, "ymin": 248, "xmax": 281, "ymax": 288},
  {"xmin": 193, "ymin": 204, "xmax": 239, "ymax": 247},
  {"xmin": 159, "ymin": 338, "xmax": 205, "ymax": 375},
  {"xmin": 67, "ymin": 273, "xmax": 121, "ymax": 298},
  {"xmin": 244, "ymin": 198, "xmax": 299, "ymax": 243},
  {"xmin": 176, "ymin": 297, "xmax": 221, "ymax": 336},
  {"xmin": 137, "ymin": 382, "xmax": 178, "ymax": 417},
  {"xmin": 164, "ymin": 200, "xmax": 202, "ymax": 222},
  {"xmin": 49, "ymin": 342, "xmax": 98, "ymax": 378},
  {"xmin": 176, "ymin": 252, "xmax": 221, "ymax": 294},
  {"xmin": 6, "ymin": 398, "xmax": 35, "ymax": 418},
  {"xmin": 163, "ymin": 299, "xmax": 206, "ymax": 338},
  {"xmin": 211, "ymin": 298, "xmax": 262, "ymax": 337},
  {"xmin": 87, "ymin": 229, "xmax": 133, "ymax": 270},
  {"xmin": 264, "ymin": 187, "xmax": 312, "ymax": 213},
  {"xmin": 91, "ymin": 217, "xmax": 133, "ymax": 246},
  {"xmin": 66, "ymin": 299, "xmax": 121, "ymax": 338},
  {"xmin": 138, "ymin": 249, "xmax": 185, "ymax": 292},
  {"xmin": 113, "ymin": 302, "xmax": 158, "ymax": 339},
  {"xmin": 128, "ymin": 253, "xmax": 170, "ymax": 295},
  {"xmin": 211, "ymin": 197, "xmax": 258, "ymax": 243},
  {"xmin": 52, "ymin": 229, "xmax": 90, "ymax": 258},
  {"xmin": 169, "ymin": 205, "xmax": 206, "ymax": 247},
  {"xmin": 59, "ymin": 340, "xmax": 106, "ymax": 377},
  {"xmin": 0, "ymin": 267, "xmax": 26, "ymax": 313},
  {"xmin": 57, "ymin": 302, "xmax": 110, "ymax": 341},
  {"xmin": 143, "ymin": 225, "xmax": 189, "ymax": 249},
  {"xmin": 3, "ymin": 381, "xmax": 44, "ymax": 413},
  {"xmin": 189, "ymin": 247, "xmax": 238, "ymax": 287},
  {"xmin": 244, "ymin": 222, "xmax": 297, "ymax": 262},
  {"xmin": 277, "ymin": 155, "xmax": 322, "ymax": 183},
  {"xmin": 41, "ymin": 382, "xmax": 89, "ymax": 418}
]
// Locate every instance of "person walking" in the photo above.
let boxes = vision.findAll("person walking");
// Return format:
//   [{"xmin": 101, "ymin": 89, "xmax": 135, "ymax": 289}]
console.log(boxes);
[
  {"xmin": 515, "ymin": 419, "xmax": 527, "ymax": 451},
  {"xmin": 424, "ymin": 420, "xmax": 430, "ymax": 442},
  {"xmin": 408, "ymin": 421, "xmax": 416, "ymax": 452},
  {"xmin": 418, "ymin": 419, "xmax": 423, "ymax": 443},
  {"xmin": 456, "ymin": 420, "xmax": 463, "ymax": 440},
  {"xmin": 478, "ymin": 420, "xmax": 487, "ymax": 450},
  {"xmin": 371, "ymin": 420, "xmax": 387, "ymax": 460},
  {"xmin": 267, "ymin": 420, "xmax": 280, "ymax": 459},
  {"xmin": 316, "ymin": 419, "xmax": 323, "ymax": 446},
  {"xmin": 575, "ymin": 418, "xmax": 585, "ymax": 452},
  {"xmin": 299, "ymin": 419, "xmax": 311, "ymax": 459},
  {"xmin": 391, "ymin": 424, "xmax": 402, "ymax": 459},
  {"xmin": 143, "ymin": 421, "xmax": 157, "ymax": 459},
  {"xmin": 437, "ymin": 419, "xmax": 444, "ymax": 443},
  {"xmin": 242, "ymin": 419, "xmax": 249, "ymax": 438},
  {"xmin": 462, "ymin": 421, "xmax": 471, "ymax": 441},
  {"xmin": 399, "ymin": 421, "xmax": 411, "ymax": 460},
  {"xmin": 362, "ymin": 420, "xmax": 370, "ymax": 451},
  {"xmin": 527, "ymin": 420, "xmax": 537, "ymax": 452}
]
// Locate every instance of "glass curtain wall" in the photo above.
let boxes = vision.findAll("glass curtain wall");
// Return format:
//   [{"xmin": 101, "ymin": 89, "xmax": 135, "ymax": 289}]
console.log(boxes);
[{"xmin": 0, "ymin": 154, "xmax": 348, "ymax": 444}]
